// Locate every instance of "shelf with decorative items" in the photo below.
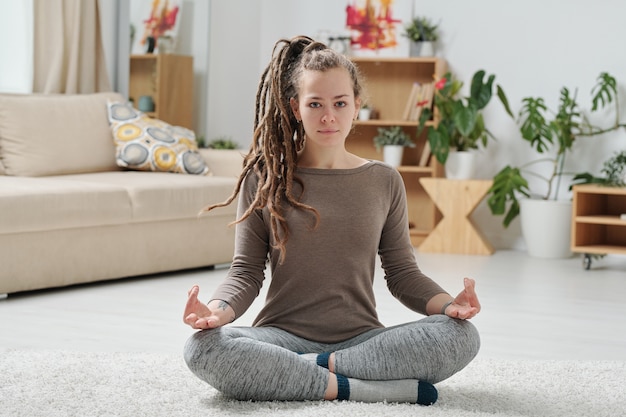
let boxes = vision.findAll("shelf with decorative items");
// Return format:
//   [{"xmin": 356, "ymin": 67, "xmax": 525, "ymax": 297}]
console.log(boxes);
[
  {"xmin": 129, "ymin": 54, "xmax": 193, "ymax": 129},
  {"xmin": 346, "ymin": 57, "xmax": 447, "ymax": 246}
]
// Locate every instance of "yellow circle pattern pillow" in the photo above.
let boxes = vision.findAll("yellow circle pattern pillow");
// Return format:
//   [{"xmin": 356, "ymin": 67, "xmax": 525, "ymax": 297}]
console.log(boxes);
[{"xmin": 107, "ymin": 101, "xmax": 210, "ymax": 175}]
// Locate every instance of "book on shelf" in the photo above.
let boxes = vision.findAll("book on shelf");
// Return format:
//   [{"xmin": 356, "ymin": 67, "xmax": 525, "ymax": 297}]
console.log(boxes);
[
  {"xmin": 403, "ymin": 81, "xmax": 436, "ymax": 122},
  {"xmin": 418, "ymin": 140, "xmax": 431, "ymax": 167},
  {"xmin": 402, "ymin": 82, "xmax": 420, "ymax": 121}
]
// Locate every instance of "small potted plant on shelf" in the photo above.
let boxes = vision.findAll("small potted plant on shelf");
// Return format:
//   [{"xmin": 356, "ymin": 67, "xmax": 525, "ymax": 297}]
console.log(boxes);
[
  {"xmin": 486, "ymin": 72, "xmax": 625, "ymax": 258},
  {"xmin": 373, "ymin": 126, "xmax": 415, "ymax": 167},
  {"xmin": 358, "ymin": 103, "xmax": 372, "ymax": 121},
  {"xmin": 404, "ymin": 16, "xmax": 439, "ymax": 56},
  {"xmin": 416, "ymin": 69, "xmax": 512, "ymax": 179}
]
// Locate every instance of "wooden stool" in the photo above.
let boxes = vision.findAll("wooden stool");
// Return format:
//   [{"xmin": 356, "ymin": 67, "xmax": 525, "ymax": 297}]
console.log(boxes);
[{"xmin": 419, "ymin": 178, "xmax": 494, "ymax": 255}]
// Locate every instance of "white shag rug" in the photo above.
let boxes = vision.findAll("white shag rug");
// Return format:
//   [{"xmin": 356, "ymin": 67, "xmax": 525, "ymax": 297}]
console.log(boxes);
[{"xmin": 0, "ymin": 350, "xmax": 624, "ymax": 417}]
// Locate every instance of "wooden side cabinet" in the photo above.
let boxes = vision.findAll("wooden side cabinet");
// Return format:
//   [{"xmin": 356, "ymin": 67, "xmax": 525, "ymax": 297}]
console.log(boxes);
[
  {"xmin": 571, "ymin": 185, "xmax": 626, "ymax": 267},
  {"xmin": 346, "ymin": 57, "xmax": 447, "ymax": 246},
  {"xmin": 129, "ymin": 54, "xmax": 193, "ymax": 129}
]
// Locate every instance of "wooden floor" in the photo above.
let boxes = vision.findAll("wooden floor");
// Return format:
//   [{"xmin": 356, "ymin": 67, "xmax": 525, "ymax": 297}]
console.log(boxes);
[{"xmin": 1, "ymin": 250, "xmax": 625, "ymax": 361}]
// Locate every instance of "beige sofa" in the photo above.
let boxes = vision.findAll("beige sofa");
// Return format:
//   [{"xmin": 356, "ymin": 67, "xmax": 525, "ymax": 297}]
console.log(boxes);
[{"xmin": 0, "ymin": 92, "xmax": 243, "ymax": 295}]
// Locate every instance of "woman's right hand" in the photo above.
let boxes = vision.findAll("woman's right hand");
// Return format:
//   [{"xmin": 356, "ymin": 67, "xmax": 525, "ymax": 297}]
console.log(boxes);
[{"xmin": 183, "ymin": 285, "xmax": 230, "ymax": 330}]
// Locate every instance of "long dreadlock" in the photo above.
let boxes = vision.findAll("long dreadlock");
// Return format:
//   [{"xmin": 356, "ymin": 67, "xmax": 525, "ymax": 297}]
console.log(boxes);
[{"xmin": 202, "ymin": 35, "xmax": 364, "ymax": 262}]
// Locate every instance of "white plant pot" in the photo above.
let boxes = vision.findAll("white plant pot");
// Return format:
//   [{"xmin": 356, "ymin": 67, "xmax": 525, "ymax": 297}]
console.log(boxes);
[
  {"xmin": 410, "ymin": 41, "xmax": 435, "ymax": 57},
  {"xmin": 420, "ymin": 41, "xmax": 435, "ymax": 56},
  {"xmin": 520, "ymin": 199, "xmax": 573, "ymax": 259},
  {"xmin": 383, "ymin": 145, "xmax": 404, "ymax": 168},
  {"xmin": 358, "ymin": 108, "xmax": 371, "ymax": 121},
  {"xmin": 445, "ymin": 151, "xmax": 475, "ymax": 179}
]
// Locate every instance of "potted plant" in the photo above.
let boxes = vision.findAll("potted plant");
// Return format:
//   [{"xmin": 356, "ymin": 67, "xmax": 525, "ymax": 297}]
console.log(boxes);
[
  {"xmin": 373, "ymin": 126, "xmax": 415, "ymax": 167},
  {"xmin": 487, "ymin": 72, "xmax": 624, "ymax": 258},
  {"xmin": 358, "ymin": 103, "xmax": 372, "ymax": 121},
  {"xmin": 417, "ymin": 69, "xmax": 512, "ymax": 178},
  {"xmin": 403, "ymin": 16, "xmax": 439, "ymax": 56}
]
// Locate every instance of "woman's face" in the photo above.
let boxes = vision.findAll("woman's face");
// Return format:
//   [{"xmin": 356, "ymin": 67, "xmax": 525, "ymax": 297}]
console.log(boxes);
[{"xmin": 290, "ymin": 67, "xmax": 360, "ymax": 150}]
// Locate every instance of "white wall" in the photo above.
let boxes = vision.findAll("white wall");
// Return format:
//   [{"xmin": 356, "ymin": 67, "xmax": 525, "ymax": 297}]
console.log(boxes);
[
  {"xmin": 177, "ymin": 0, "xmax": 210, "ymax": 140},
  {"xmin": 203, "ymin": 0, "xmax": 261, "ymax": 143},
  {"xmin": 0, "ymin": 0, "xmax": 33, "ymax": 93},
  {"xmin": 207, "ymin": 0, "xmax": 626, "ymax": 250},
  {"xmin": 99, "ymin": 0, "xmax": 130, "ymax": 96}
]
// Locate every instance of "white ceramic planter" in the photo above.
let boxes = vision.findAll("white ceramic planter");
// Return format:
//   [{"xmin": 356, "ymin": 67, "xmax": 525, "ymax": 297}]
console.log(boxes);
[
  {"xmin": 358, "ymin": 108, "xmax": 371, "ymax": 121},
  {"xmin": 445, "ymin": 151, "xmax": 475, "ymax": 179},
  {"xmin": 420, "ymin": 41, "xmax": 435, "ymax": 56},
  {"xmin": 383, "ymin": 145, "xmax": 404, "ymax": 168},
  {"xmin": 409, "ymin": 41, "xmax": 435, "ymax": 57},
  {"xmin": 520, "ymin": 199, "xmax": 573, "ymax": 259}
]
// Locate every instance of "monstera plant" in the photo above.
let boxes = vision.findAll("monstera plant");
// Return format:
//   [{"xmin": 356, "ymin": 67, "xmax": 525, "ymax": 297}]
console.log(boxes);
[{"xmin": 487, "ymin": 72, "xmax": 625, "ymax": 227}]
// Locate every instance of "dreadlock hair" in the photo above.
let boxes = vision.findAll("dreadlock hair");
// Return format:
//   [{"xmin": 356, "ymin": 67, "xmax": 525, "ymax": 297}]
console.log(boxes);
[{"xmin": 202, "ymin": 35, "xmax": 364, "ymax": 263}]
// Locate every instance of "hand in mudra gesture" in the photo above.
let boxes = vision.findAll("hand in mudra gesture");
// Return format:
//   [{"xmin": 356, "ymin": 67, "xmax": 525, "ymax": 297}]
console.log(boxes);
[
  {"xmin": 446, "ymin": 278, "xmax": 481, "ymax": 320},
  {"xmin": 183, "ymin": 285, "xmax": 226, "ymax": 330}
]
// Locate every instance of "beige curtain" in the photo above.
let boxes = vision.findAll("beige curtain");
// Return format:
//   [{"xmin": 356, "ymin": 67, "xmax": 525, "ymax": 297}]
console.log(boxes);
[{"xmin": 33, "ymin": 0, "xmax": 111, "ymax": 94}]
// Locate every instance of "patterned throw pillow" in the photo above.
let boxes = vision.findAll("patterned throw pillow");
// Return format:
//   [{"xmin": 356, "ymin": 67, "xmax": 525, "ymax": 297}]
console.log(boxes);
[{"xmin": 107, "ymin": 101, "xmax": 210, "ymax": 175}]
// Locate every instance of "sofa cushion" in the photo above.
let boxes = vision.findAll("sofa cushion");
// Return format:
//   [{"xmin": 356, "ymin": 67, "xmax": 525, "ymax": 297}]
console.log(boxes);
[
  {"xmin": 107, "ymin": 101, "xmax": 209, "ymax": 176},
  {"xmin": 0, "ymin": 92, "xmax": 123, "ymax": 177},
  {"xmin": 0, "ymin": 176, "xmax": 132, "ymax": 234},
  {"xmin": 54, "ymin": 171, "xmax": 238, "ymax": 222}
]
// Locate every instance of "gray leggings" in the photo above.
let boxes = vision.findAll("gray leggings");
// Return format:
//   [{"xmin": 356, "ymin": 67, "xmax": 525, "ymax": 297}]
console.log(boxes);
[{"xmin": 184, "ymin": 315, "xmax": 480, "ymax": 401}]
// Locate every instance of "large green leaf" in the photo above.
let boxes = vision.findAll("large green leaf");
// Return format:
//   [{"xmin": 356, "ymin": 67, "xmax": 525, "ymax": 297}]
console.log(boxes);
[
  {"xmin": 497, "ymin": 85, "xmax": 514, "ymax": 118},
  {"xmin": 591, "ymin": 72, "xmax": 617, "ymax": 111},
  {"xmin": 453, "ymin": 101, "xmax": 478, "ymax": 137},
  {"xmin": 417, "ymin": 108, "xmax": 432, "ymax": 136},
  {"xmin": 470, "ymin": 70, "xmax": 495, "ymax": 110},
  {"xmin": 519, "ymin": 97, "xmax": 553, "ymax": 153},
  {"xmin": 471, "ymin": 114, "xmax": 488, "ymax": 147},
  {"xmin": 487, "ymin": 166, "xmax": 530, "ymax": 227},
  {"xmin": 427, "ymin": 125, "xmax": 450, "ymax": 164},
  {"xmin": 552, "ymin": 87, "xmax": 579, "ymax": 152}
]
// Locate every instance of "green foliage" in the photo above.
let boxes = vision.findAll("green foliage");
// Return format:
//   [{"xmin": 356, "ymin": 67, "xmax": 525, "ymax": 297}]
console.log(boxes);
[
  {"xmin": 571, "ymin": 150, "xmax": 626, "ymax": 187},
  {"xmin": 417, "ymin": 69, "xmax": 512, "ymax": 165},
  {"xmin": 487, "ymin": 167, "xmax": 530, "ymax": 228},
  {"xmin": 487, "ymin": 72, "xmax": 625, "ymax": 227},
  {"xmin": 592, "ymin": 72, "xmax": 618, "ymax": 111},
  {"xmin": 373, "ymin": 126, "xmax": 414, "ymax": 151},
  {"xmin": 208, "ymin": 137, "xmax": 238, "ymax": 150},
  {"xmin": 403, "ymin": 16, "xmax": 439, "ymax": 42}
]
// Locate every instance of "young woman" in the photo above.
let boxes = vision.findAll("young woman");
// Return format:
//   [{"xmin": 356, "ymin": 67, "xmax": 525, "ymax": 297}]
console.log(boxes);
[{"xmin": 183, "ymin": 35, "xmax": 481, "ymax": 406}]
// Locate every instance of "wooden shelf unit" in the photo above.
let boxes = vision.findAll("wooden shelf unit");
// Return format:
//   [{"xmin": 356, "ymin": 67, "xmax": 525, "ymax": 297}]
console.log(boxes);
[
  {"xmin": 129, "ymin": 54, "xmax": 194, "ymax": 129},
  {"xmin": 346, "ymin": 57, "xmax": 447, "ymax": 246},
  {"xmin": 571, "ymin": 184, "xmax": 626, "ymax": 256}
]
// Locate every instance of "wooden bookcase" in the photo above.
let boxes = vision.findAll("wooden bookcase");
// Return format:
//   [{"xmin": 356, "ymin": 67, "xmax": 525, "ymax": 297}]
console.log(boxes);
[
  {"xmin": 571, "ymin": 184, "xmax": 626, "ymax": 267},
  {"xmin": 346, "ymin": 57, "xmax": 447, "ymax": 246},
  {"xmin": 129, "ymin": 54, "xmax": 194, "ymax": 129}
]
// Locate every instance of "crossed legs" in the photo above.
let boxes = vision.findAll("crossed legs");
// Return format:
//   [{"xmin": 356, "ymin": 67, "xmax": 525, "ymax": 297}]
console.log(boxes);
[{"xmin": 184, "ymin": 315, "xmax": 480, "ymax": 403}]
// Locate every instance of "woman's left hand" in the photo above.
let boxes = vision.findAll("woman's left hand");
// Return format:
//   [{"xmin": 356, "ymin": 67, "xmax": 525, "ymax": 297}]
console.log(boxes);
[{"xmin": 445, "ymin": 277, "xmax": 481, "ymax": 320}]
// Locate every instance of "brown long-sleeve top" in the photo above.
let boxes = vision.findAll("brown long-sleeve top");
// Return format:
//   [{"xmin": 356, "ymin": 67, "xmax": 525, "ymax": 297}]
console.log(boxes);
[{"xmin": 210, "ymin": 161, "xmax": 448, "ymax": 343}]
